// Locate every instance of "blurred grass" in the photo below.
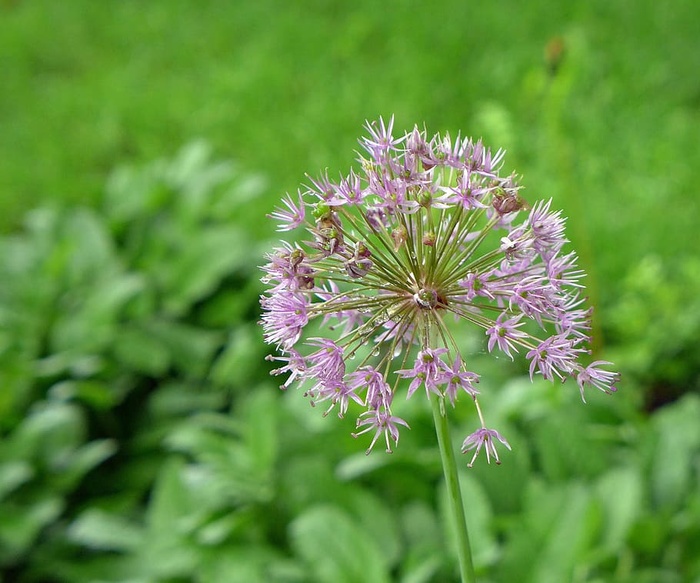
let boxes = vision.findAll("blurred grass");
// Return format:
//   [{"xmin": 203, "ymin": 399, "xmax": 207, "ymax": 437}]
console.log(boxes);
[{"xmin": 2, "ymin": 0, "xmax": 699, "ymax": 286}]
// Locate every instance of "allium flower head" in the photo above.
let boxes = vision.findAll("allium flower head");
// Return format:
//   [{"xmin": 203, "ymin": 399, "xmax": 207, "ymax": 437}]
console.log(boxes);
[{"xmin": 261, "ymin": 117, "xmax": 619, "ymax": 464}]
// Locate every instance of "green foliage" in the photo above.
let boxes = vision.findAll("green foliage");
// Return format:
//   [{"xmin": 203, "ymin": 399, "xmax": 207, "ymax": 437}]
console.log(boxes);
[
  {"xmin": 290, "ymin": 506, "xmax": 391, "ymax": 583},
  {"xmin": 608, "ymin": 256, "xmax": 700, "ymax": 404},
  {"xmin": 0, "ymin": 145, "xmax": 699, "ymax": 581},
  {"xmin": 0, "ymin": 144, "xmax": 266, "ymax": 579},
  {"xmin": 1, "ymin": 0, "xmax": 700, "ymax": 581}
]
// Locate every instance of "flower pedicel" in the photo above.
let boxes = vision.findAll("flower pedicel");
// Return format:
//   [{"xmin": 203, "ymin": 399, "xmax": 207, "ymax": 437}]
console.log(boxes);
[{"xmin": 261, "ymin": 117, "xmax": 618, "ymax": 466}]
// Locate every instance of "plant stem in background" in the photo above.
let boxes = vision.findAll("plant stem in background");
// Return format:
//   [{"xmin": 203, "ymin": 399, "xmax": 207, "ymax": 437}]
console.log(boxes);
[{"xmin": 430, "ymin": 392, "xmax": 476, "ymax": 583}]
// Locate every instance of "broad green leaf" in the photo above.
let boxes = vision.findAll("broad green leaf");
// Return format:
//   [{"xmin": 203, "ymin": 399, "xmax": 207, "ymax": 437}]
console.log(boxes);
[
  {"xmin": 28, "ymin": 553, "xmax": 148, "ymax": 583},
  {"xmin": 35, "ymin": 352, "xmax": 105, "ymax": 379},
  {"xmin": 196, "ymin": 276, "xmax": 262, "ymax": 327},
  {"xmin": 0, "ymin": 460, "xmax": 33, "ymax": 499},
  {"xmin": 0, "ymin": 498, "xmax": 63, "ymax": 561},
  {"xmin": 626, "ymin": 512, "xmax": 668, "ymax": 556},
  {"xmin": 290, "ymin": 505, "xmax": 391, "ymax": 583},
  {"xmin": 196, "ymin": 514, "xmax": 243, "ymax": 546}
]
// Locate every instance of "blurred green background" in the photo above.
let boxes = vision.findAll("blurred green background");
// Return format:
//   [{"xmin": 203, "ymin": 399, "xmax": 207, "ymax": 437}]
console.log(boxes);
[{"xmin": 1, "ymin": 1, "xmax": 699, "ymax": 582}]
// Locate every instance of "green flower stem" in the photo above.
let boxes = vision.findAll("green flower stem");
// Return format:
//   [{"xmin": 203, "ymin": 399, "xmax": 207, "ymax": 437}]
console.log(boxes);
[{"xmin": 430, "ymin": 392, "xmax": 476, "ymax": 583}]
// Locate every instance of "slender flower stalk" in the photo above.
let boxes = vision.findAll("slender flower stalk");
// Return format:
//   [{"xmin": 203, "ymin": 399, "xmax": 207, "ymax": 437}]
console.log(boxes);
[
  {"xmin": 431, "ymin": 392, "xmax": 476, "ymax": 583},
  {"xmin": 261, "ymin": 117, "xmax": 619, "ymax": 581}
]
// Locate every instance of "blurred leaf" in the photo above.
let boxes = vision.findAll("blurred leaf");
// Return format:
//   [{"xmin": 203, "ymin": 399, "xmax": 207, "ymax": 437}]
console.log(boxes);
[
  {"xmin": 533, "ymin": 485, "xmax": 600, "ymax": 583},
  {"xmin": 48, "ymin": 379, "xmax": 120, "ymax": 410},
  {"xmin": 0, "ymin": 498, "xmax": 63, "ymax": 562},
  {"xmin": 627, "ymin": 512, "xmax": 669, "ymax": 557},
  {"xmin": 401, "ymin": 501, "xmax": 442, "ymax": 553},
  {"xmin": 199, "ymin": 545, "xmax": 306, "ymax": 583},
  {"xmin": 148, "ymin": 381, "xmax": 226, "ymax": 418},
  {"xmin": 67, "ymin": 508, "xmax": 143, "ymax": 552},
  {"xmin": 157, "ymin": 225, "xmax": 248, "ymax": 316},
  {"xmin": 609, "ymin": 256, "xmax": 700, "ymax": 393},
  {"xmin": 29, "ymin": 553, "xmax": 149, "ymax": 583},
  {"xmin": 335, "ymin": 450, "xmax": 396, "ymax": 479},
  {"xmin": 498, "ymin": 480, "xmax": 601, "ymax": 583},
  {"xmin": 241, "ymin": 389, "xmax": 279, "ymax": 478},
  {"xmin": 49, "ymin": 272, "xmax": 145, "ymax": 355},
  {"xmin": 650, "ymin": 394, "xmax": 700, "ymax": 508},
  {"xmin": 398, "ymin": 502, "xmax": 445, "ymax": 583},
  {"xmin": 400, "ymin": 558, "xmax": 443, "ymax": 583},
  {"xmin": 143, "ymin": 318, "xmax": 221, "ymax": 378},
  {"xmin": 290, "ymin": 505, "xmax": 391, "ymax": 583},
  {"xmin": 281, "ymin": 456, "xmax": 357, "ymax": 515},
  {"xmin": 103, "ymin": 141, "xmax": 260, "ymax": 324},
  {"xmin": 196, "ymin": 514, "xmax": 243, "ymax": 546},
  {"xmin": 35, "ymin": 352, "xmax": 105, "ymax": 380},
  {"xmin": 145, "ymin": 457, "xmax": 195, "ymax": 536},
  {"xmin": 530, "ymin": 404, "xmax": 609, "ymax": 481},
  {"xmin": 0, "ymin": 460, "xmax": 34, "ymax": 499},
  {"xmin": 111, "ymin": 324, "xmax": 171, "ymax": 377},
  {"xmin": 164, "ymin": 406, "xmax": 275, "ymax": 506},
  {"xmin": 54, "ymin": 439, "xmax": 118, "ymax": 491},
  {"xmin": 105, "ymin": 162, "xmax": 168, "ymax": 226},
  {"xmin": 0, "ymin": 142, "xmax": 270, "ymax": 579},
  {"xmin": 343, "ymin": 489, "xmax": 402, "ymax": 570},
  {"xmin": 58, "ymin": 208, "xmax": 117, "ymax": 281},
  {"xmin": 595, "ymin": 465, "xmax": 644, "ymax": 551},
  {"xmin": 210, "ymin": 323, "xmax": 266, "ymax": 389},
  {"xmin": 10, "ymin": 401, "xmax": 86, "ymax": 463},
  {"xmin": 197, "ymin": 276, "xmax": 262, "ymax": 327},
  {"xmin": 139, "ymin": 458, "xmax": 201, "ymax": 579},
  {"xmin": 162, "ymin": 141, "xmax": 235, "ymax": 217},
  {"xmin": 439, "ymin": 469, "xmax": 497, "ymax": 570}
]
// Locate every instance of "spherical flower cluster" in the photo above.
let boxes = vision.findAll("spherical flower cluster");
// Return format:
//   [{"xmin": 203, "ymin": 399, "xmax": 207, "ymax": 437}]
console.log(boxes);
[{"xmin": 261, "ymin": 117, "xmax": 618, "ymax": 466}]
